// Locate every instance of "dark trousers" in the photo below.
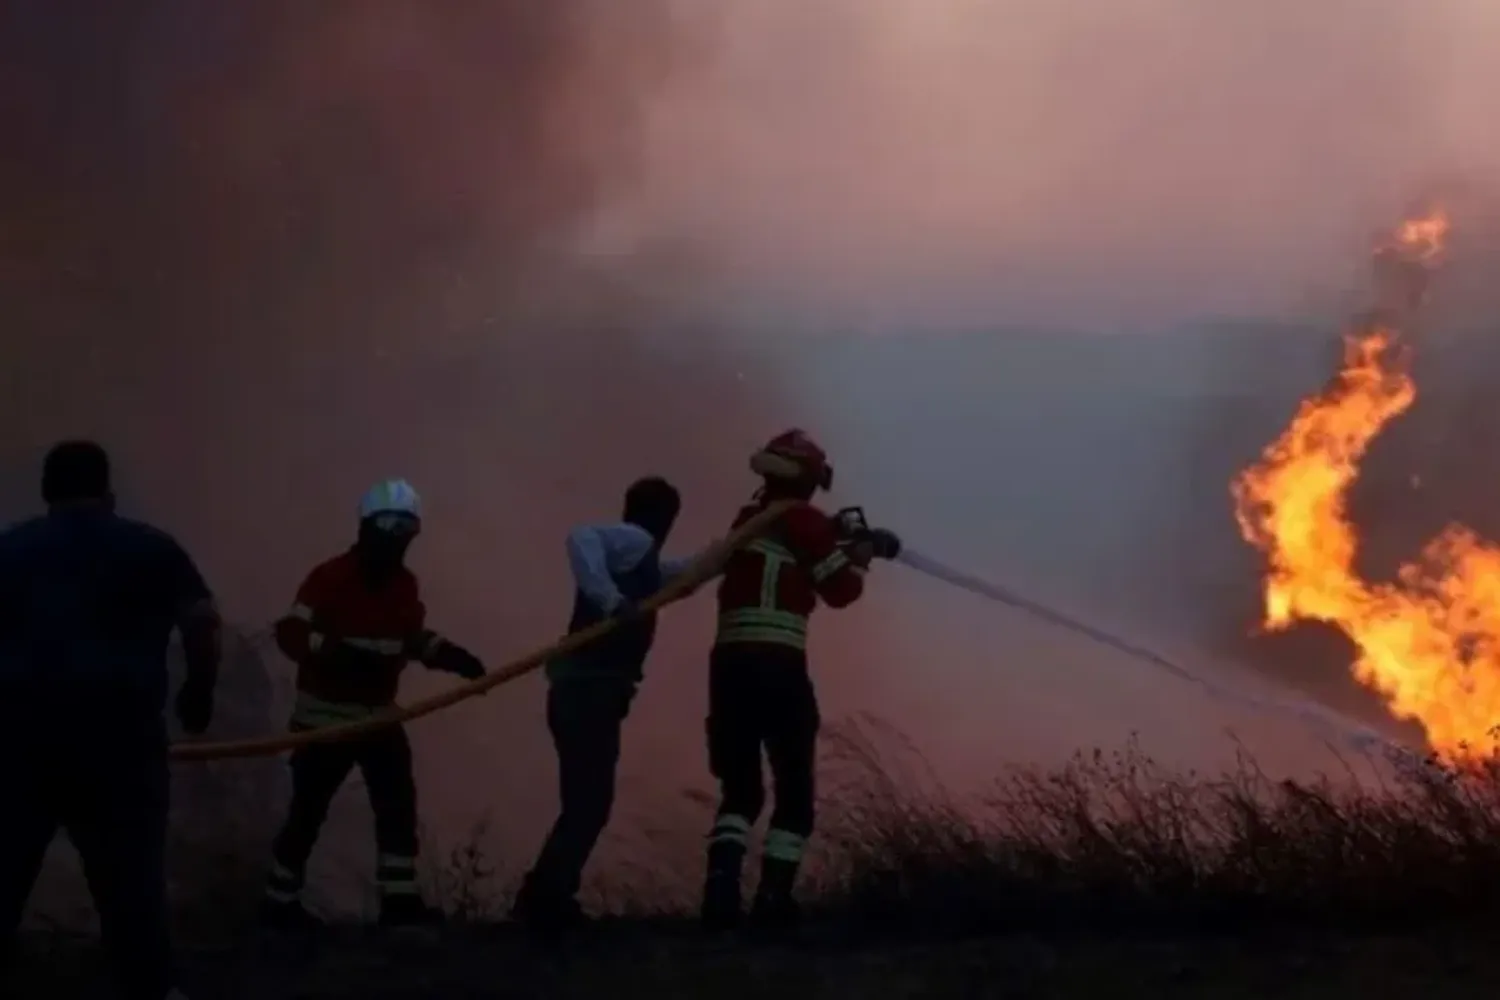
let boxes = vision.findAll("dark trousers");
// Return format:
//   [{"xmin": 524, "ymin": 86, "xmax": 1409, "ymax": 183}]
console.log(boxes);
[
  {"xmin": 1, "ymin": 723, "xmax": 173, "ymax": 1000},
  {"xmin": 268, "ymin": 725, "xmax": 418, "ymax": 902},
  {"xmin": 707, "ymin": 644, "xmax": 821, "ymax": 838},
  {"xmin": 523, "ymin": 679, "xmax": 635, "ymax": 904}
]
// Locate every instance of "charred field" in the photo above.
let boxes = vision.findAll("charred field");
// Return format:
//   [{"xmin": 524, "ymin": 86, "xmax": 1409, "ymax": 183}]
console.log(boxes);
[{"xmin": 11, "ymin": 726, "xmax": 1500, "ymax": 999}]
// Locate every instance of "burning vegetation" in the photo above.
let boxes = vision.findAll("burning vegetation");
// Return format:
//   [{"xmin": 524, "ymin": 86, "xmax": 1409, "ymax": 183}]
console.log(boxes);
[{"xmin": 1234, "ymin": 209, "xmax": 1500, "ymax": 759}]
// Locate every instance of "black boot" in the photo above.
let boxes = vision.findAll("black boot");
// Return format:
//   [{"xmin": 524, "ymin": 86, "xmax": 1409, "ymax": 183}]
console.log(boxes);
[
  {"xmin": 700, "ymin": 839, "xmax": 746, "ymax": 931},
  {"xmin": 260, "ymin": 896, "xmax": 324, "ymax": 932},
  {"xmin": 261, "ymin": 860, "xmax": 320, "ymax": 931},
  {"xmin": 748, "ymin": 857, "xmax": 802, "ymax": 935},
  {"xmin": 378, "ymin": 894, "xmax": 444, "ymax": 928},
  {"xmin": 512, "ymin": 876, "xmax": 585, "ymax": 936}
]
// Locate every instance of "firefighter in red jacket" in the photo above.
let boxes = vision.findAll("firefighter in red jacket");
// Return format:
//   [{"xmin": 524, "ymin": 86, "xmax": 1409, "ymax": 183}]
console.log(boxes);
[
  {"xmin": 701, "ymin": 430, "xmax": 900, "ymax": 931},
  {"xmin": 260, "ymin": 479, "xmax": 486, "ymax": 929}
]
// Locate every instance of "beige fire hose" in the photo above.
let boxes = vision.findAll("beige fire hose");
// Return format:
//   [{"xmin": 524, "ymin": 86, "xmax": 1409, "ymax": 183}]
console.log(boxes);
[{"xmin": 168, "ymin": 500, "xmax": 797, "ymax": 762}]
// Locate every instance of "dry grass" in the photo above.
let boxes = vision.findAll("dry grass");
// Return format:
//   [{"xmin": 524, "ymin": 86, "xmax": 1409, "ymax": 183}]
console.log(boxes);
[
  {"xmin": 167, "ymin": 718, "xmax": 1500, "ymax": 935},
  {"xmin": 808, "ymin": 722, "xmax": 1500, "ymax": 939},
  {"xmin": 15, "ymin": 717, "xmax": 1500, "ymax": 997}
]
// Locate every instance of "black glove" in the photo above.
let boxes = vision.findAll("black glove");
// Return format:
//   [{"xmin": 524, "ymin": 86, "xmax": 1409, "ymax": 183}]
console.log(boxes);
[
  {"xmin": 869, "ymin": 528, "xmax": 903, "ymax": 561},
  {"xmin": 611, "ymin": 597, "xmax": 644, "ymax": 622},
  {"xmin": 429, "ymin": 640, "xmax": 486, "ymax": 681},
  {"xmin": 175, "ymin": 676, "xmax": 214, "ymax": 735},
  {"xmin": 402, "ymin": 629, "xmax": 442, "ymax": 660}
]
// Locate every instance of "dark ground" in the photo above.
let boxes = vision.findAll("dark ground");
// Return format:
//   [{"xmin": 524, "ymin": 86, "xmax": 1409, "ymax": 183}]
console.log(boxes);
[{"xmin": 9, "ymin": 921, "xmax": 1500, "ymax": 999}]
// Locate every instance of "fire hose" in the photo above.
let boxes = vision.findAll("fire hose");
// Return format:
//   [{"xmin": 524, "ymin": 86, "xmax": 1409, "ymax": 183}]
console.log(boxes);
[
  {"xmin": 169, "ymin": 499, "xmax": 1407, "ymax": 764},
  {"xmin": 168, "ymin": 501, "xmax": 797, "ymax": 761}
]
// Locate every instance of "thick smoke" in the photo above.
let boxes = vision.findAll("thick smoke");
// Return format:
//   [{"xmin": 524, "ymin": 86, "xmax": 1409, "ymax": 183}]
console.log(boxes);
[
  {"xmin": 611, "ymin": 0, "xmax": 1496, "ymax": 331},
  {"xmin": 10, "ymin": 0, "xmax": 1500, "ymax": 921},
  {"xmin": 595, "ymin": 0, "xmax": 1500, "ymax": 769},
  {"xmin": 4, "ymin": 0, "xmax": 769, "ymax": 920}
]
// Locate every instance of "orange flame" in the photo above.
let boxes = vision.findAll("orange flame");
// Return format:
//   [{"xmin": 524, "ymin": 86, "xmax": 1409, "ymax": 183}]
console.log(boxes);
[
  {"xmin": 1231, "ymin": 210, "xmax": 1500, "ymax": 759},
  {"xmin": 1389, "ymin": 212, "xmax": 1450, "ymax": 261}
]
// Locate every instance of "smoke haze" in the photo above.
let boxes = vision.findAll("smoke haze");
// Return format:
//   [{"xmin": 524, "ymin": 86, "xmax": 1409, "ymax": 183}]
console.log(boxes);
[{"xmin": 7, "ymin": 0, "xmax": 1500, "ymax": 917}]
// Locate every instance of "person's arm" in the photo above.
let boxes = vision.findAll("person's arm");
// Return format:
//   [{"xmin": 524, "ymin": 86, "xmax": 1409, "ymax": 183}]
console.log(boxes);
[
  {"xmin": 0, "ymin": 532, "xmax": 17, "ymax": 645},
  {"xmin": 401, "ymin": 585, "xmax": 486, "ymax": 681},
  {"xmin": 160, "ymin": 535, "xmax": 222, "ymax": 734},
  {"xmin": 564, "ymin": 523, "xmax": 651, "ymax": 614},
  {"xmin": 785, "ymin": 506, "xmax": 866, "ymax": 610},
  {"xmin": 274, "ymin": 569, "xmax": 328, "ymax": 664},
  {"xmin": 660, "ymin": 537, "xmax": 732, "ymax": 592},
  {"xmin": 162, "ymin": 536, "xmax": 222, "ymax": 688},
  {"xmin": 417, "ymin": 628, "xmax": 485, "ymax": 680},
  {"xmin": 273, "ymin": 568, "xmax": 396, "ymax": 687}
]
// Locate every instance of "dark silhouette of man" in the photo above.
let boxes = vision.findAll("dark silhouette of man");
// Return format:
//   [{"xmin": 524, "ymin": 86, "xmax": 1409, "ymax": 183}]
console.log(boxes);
[
  {"xmin": 514, "ymin": 476, "xmax": 711, "ymax": 931},
  {"xmin": 0, "ymin": 440, "xmax": 221, "ymax": 1000}
]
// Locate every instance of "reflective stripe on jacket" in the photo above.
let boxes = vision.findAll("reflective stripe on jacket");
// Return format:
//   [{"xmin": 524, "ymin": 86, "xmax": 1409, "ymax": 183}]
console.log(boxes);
[
  {"xmin": 273, "ymin": 550, "xmax": 429, "ymax": 717},
  {"xmin": 714, "ymin": 502, "xmax": 865, "ymax": 652}
]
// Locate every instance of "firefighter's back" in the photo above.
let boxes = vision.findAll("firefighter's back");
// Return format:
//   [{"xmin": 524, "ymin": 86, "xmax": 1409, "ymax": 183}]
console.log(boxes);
[
  {"xmin": 711, "ymin": 499, "xmax": 859, "ymax": 728},
  {"xmin": 715, "ymin": 500, "xmax": 863, "ymax": 640}
]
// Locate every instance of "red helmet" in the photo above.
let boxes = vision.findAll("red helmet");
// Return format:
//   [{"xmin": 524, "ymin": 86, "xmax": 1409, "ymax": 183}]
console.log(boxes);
[{"xmin": 749, "ymin": 429, "xmax": 834, "ymax": 491}]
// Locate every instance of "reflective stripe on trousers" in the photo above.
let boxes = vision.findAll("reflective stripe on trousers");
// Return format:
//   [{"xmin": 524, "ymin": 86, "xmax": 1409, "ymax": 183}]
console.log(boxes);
[
  {"xmin": 709, "ymin": 813, "xmax": 752, "ymax": 848},
  {"xmin": 264, "ymin": 860, "xmax": 303, "ymax": 903},
  {"xmin": 377, "ymin": 852, "xmax": 419, "ymax": 897},
  {"xmin": 764, "ymin": 827, "xmax": 807, "ymax": 863}
]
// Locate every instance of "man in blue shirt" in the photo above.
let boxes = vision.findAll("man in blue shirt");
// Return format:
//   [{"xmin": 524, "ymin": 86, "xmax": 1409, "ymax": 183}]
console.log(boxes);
[
  {"xmin": 513, "ymin": 476, "xmax": 709, "ymax": 932},
  {"xmin": 0, "ymin": 441, "xmax": 222, "ymax": 1000}
]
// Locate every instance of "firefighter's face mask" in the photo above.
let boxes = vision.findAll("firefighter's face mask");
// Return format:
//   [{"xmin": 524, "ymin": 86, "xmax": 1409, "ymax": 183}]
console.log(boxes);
[
  {"xmin": 791, "ymin": 459, "xmax": 833, "ymax": 495},
  {"xmin": 357, "ymin": 513, "xmax": 420, "ymax": 574}
]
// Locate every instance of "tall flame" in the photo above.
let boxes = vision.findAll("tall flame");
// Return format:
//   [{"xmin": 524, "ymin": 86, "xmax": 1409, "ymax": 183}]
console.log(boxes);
[{"xmin": 1232, "ymin": 210, "xmax": 1500, "ymax": 759}]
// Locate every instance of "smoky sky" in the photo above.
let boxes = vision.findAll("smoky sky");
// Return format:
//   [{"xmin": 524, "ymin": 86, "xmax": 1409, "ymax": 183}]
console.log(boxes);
[
  {"xmin": 9, "ymin": 0, "xmax": 1500, "ymax": 919},
  {"xmin": 614, "ymin": 0, "xmax": 1500, "ymax": 333}
]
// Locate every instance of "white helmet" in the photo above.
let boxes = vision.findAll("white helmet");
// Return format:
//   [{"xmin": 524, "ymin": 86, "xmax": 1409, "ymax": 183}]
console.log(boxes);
[{"xmin": 359, "ymin": 478, "xmax": 422, "ymax": 521}]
